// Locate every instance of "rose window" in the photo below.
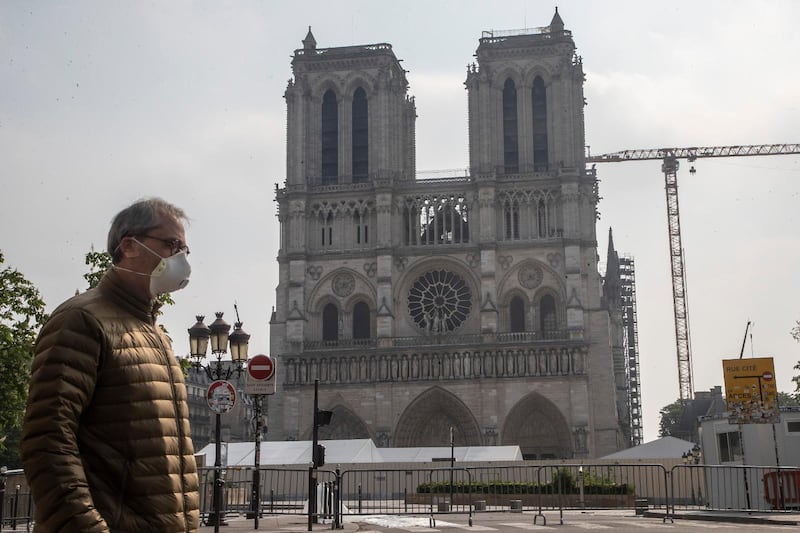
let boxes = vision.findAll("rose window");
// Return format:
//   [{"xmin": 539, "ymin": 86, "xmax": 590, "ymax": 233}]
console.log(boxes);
[{"xmin": 408, "ymin": 270, "xmax": 472, "ymax": 333}]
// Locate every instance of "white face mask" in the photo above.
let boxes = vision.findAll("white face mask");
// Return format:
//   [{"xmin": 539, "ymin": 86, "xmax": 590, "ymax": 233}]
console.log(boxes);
[
  {"xmin": 122, "ymin": 238, "xmax": 191, "ymax": 295},
  {"xmin": 148, "ymin": 249, "xmax": 191, "ymax": 295}
]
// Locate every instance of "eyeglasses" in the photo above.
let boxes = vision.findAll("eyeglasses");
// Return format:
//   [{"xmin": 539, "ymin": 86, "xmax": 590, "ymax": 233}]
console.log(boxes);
[{"xmin": 138, "ymin": 234, "xmax": 190, "ymax": 256}]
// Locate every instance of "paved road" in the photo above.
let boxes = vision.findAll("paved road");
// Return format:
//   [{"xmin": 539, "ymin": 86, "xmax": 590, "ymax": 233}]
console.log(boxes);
[{"xmin": 201, "ymin": 510, "xmax": 799, "ymax": 533}]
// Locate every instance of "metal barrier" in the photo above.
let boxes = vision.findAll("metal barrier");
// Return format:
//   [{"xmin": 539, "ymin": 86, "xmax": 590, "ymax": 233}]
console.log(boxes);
[
  {"xmin": 6, "ymin": 462, "xmax": 800, "ymax": 529},
  {"xmin": 669, "ymin": 464, "xmax": 800, "ymax": 516}
]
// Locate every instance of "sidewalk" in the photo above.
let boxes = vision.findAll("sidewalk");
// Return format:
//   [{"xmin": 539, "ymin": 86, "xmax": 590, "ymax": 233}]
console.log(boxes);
[{"xmin": 199, "ymin": 514, "xmax": 357, "ymax": 533}]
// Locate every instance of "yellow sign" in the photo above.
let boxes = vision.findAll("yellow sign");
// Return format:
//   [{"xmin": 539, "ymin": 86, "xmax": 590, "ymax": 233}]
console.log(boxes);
[{"xmin": 722, "ymin": 357, "xmax": 779, "ymax": 424}]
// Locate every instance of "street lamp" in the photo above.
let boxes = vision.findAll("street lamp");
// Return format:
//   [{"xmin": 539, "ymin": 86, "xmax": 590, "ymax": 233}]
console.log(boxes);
[{"xmin": 188, "ymin": 312, "xmax": 250, "ymax": 532}]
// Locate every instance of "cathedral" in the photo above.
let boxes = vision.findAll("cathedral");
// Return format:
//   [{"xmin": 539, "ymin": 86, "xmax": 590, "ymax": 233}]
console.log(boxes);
[{"xmin": 269, "ymin": 9, "xmax": 631, "ymax": 458}]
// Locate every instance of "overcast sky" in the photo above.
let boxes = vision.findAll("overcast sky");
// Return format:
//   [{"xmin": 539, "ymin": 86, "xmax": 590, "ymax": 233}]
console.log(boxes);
[{"xmin": 2, "ymin": 0, "xmax": 799, "ymax": 444}]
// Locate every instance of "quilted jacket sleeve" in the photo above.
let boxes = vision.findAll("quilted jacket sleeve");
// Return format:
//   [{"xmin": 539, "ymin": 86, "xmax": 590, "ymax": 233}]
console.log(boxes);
[{"xmin": 20, "ymin": 307, "xmax": 111, "ymax": 532}]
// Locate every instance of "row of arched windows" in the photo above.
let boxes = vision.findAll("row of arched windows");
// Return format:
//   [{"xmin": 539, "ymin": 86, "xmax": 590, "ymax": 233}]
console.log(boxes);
[
  {"xmin": 502, "ymin": 76, "xmax": 548, "ymax": 173},
  {"xmin": 321, "ymin": 87, "xmax": 369, "ymax": 184},
  {"xmin": 316, "ymin": 294, "xmax": 559, "ymax": 343}
]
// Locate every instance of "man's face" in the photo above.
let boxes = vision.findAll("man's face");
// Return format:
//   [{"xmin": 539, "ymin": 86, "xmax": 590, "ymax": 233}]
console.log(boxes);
[{"xmin": 117, "ymin": 214, "xmax": 188, "ymax": 287}]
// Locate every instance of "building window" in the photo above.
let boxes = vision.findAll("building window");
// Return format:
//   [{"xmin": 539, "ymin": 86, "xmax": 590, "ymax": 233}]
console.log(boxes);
[
  {"xmin": 510, "ymin": 296, "xmax": 525, "ymax": 333},
  {"xmin": 404, "ymin": 195, "xmax": 470, "ymax": 246},
  {"xmin": 321, "ymin": 89, "xmax": 338, "ymax": 183},
  {"xmin": 532, "ymin": 76, "xmax": 548, "ymax": 171},
  {"xmin": 503, "ymin": 78, "xmax": 518, "ymax": 173},
  {"xmin": 352, "ymin": 87, "xmax": 368, "ymax": 183},
  {"xmin": 540, "ymin": 294, "xmax": 557, "ymax": 337},
  {"xmin": 322, "ymin": 303, "xmax": 339, "ymax": 342},
  {"xmin": 408, "ymin": 269, "xmax": 472, "ymax": 333},
  {"xmin": 354, "ymin": 211, "xmax": 368, "ymax": 245},
  {"xmin": 504, "ymin": 200, "xmax": 520, "ymax": 240},
  {"xmin": 718, "ymin": 431, "xmax": 743, "ymax": 462},
  {"xmin": 321, "ymin": 212, "xmax": 334, "ymax": 246},
  {"xmin": 352, "ymin": 301, "xmax": 370, "ymax": 340}
]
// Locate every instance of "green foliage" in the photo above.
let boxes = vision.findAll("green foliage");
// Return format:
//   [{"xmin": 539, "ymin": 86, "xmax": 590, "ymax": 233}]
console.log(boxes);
[
  {"xmin": 658, "ymin": 399, "xmax": 684, "ymax": 437},
  {"xmin": 777, "ymin": 391, "xmax": 800, "ymax": 407},
  {"xmin": 83, "ymin": 249, "xmax": 112, "ymax": 289},
  {"xmin": 84, "ymin": 249, "xmax": 174, "ymax": 307},
  {"xmin": 416, "ymin": 468, "xmax": 632, "ymax": 495},
  {"xmin": 0, "ymin": 251, "xmax": 47, "ymax": 463}
]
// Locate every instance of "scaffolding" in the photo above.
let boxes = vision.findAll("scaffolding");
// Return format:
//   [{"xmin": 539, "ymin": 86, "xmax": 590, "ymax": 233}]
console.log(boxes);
[{"xmin": 619, "ymin": 255, "xmax": 643, "ymax": 446}]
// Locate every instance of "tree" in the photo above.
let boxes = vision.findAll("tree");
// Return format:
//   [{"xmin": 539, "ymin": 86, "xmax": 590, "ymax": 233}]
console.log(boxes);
[
  {"xmin": 777, "ymin": 391, "xmax": 799, "ymax": 407},
  {"xmin": 0, "ymin": 251, "xmax": 46, "ymax": 467},
  {"xmin": 658, "ymin": 399, "xmax": 684, "ymax": 437}
]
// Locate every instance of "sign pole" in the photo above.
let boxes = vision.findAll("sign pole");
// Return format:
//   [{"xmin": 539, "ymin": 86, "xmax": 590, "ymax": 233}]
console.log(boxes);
[{"xmin": 248, "ymin": 395, "xmax": 263, "ymax": 527}]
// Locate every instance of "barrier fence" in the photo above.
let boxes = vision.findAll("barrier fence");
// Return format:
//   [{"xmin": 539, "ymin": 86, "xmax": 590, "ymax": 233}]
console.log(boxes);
[{"xmin": 2, "ymin": 463, "xmax": 800, "ymax": 530}]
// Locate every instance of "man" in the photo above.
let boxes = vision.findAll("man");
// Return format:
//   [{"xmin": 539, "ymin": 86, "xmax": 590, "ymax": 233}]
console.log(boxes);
[{"xmin": 21, "ymin": 198, "xmax": 200, "ymax": 532}]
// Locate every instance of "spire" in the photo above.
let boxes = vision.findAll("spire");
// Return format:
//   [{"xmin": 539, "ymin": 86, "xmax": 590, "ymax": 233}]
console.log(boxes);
[
  {"xmin": 606, "ymin": 227, "xmax": 619, "ymax": 277},
  {"xmin": 550, "ymin": 7, "xmax": 565, "ymax": 33},
  {"xmin": 603, "ymin": 227, "xmax": 621, "ymax": 307},
  {"xmin": 302, "ymin": 26, "xmax": 317, "ymax": 51}
]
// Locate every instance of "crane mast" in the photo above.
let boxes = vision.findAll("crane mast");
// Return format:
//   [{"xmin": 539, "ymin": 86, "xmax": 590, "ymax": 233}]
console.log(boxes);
[{"xmin": 587, "ymin": 143, "xmax": 800, "ymax": 402}]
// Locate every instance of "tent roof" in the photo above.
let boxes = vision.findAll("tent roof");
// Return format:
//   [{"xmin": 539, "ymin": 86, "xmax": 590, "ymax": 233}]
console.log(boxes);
[
  {"xmin": 601, "ymin": 436, "xmax": 697, "ymax": 460},
  {"xmin": 196, "ymin": 439, "xmax": 522, "ymax": 466}
]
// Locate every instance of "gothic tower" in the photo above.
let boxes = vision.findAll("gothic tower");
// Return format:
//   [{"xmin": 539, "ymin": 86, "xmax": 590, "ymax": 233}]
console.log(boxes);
[{"xmin": 271, "ymin": 12, "xmax": 625, "ymax": 458}]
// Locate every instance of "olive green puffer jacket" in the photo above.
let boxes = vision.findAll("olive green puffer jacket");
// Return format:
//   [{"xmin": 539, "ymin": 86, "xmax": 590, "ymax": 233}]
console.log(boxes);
[{"xmin": 21, "ymin": 270, "xmax": 199, "ymax": 532}]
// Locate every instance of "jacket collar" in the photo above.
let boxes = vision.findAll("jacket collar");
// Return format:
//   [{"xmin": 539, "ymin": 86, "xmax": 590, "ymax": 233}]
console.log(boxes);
[{"xmin": 99, "ymin": 269, "xmax": 161, "ymax": 324}]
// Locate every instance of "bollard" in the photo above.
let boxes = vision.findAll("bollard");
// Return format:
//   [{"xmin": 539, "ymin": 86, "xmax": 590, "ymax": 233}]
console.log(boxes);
[
  {"xmin": 510, "ymin": 499, "xmax": 523, "ymax": 513},
  {"xmin": 404, "ymin": 487, "xmax": 408, "ymax": 513},
  {"xmin": 635, "ymin": 498, "xmax": 648, "ymax": 516},
  {"xmin": 12, "ymin": 484, "xmax": 21, "ymax": 530},
  {"xmin": 357, "ymin": 484, "xmax": 362, "ymax": 514},
  {"xmin": 474, "ymin": 500, "xmax": 486, "ymax": 512},
  {"xmin": 270, "ymin": 489, "xmax": 274, "ymax": 513}
]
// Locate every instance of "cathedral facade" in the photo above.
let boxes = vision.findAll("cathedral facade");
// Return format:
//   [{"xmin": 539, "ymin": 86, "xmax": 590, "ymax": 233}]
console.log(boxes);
[{"xmin": 270, "ymin": 10, "xmax": 627, "ymax": 458}]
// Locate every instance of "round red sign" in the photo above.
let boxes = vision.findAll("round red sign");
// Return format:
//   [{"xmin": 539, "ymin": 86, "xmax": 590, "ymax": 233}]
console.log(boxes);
[
  {"xmin": 762, "ymin": 371, "xmax": 774, "ymax": 381},
  {"xmin": 248, "ymin": 354, "xmax": 274, "ymax": 381}
]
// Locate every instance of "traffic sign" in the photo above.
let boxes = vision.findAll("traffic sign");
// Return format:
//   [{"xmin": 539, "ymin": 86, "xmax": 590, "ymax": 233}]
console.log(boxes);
[
  {"xmin": 248, "ymin": 354, "xmax": 274, "ymax": 380},
  {"xmin": 207, "ymin": 380, "xmax": 236, "ymax": 414},
  {"xmin": 722, "ymin": 357, "xmax": 779, "ymax": 424},
  {"xmin": 245, "ymin": 354, "xmax": 276, "ymax": 395}
]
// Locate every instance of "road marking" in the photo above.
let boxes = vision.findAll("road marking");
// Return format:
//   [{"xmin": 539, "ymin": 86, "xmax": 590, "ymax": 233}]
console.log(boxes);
[
  {"xmin": 499, "ymin": 523, "xmax": 555, "ymax": 530},
  {"xmin": 572, "ymin": 523, "xmax": 613, "ymax": 529},
  {"xmin": 608, "ymin": 521, "xmax": 676, "ymax": 529}
]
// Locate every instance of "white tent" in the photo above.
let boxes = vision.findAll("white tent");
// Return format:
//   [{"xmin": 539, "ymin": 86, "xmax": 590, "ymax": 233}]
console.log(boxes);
[
  {"xmin": 196, "ymin": 439, "xmax": 523, "ymax": 466},
  {"xmin": 600, "ymin": 436, "xmax": 696, "ymax": 460}
]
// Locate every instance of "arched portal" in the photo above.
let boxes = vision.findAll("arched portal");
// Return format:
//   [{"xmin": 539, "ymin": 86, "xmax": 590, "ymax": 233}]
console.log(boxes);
[
  {"xmin": 502, "ymin": 392, "xmax": 572, "ymax": 459},
  {"xmin": 394, "ymin": 387, "xmax": 482, "ymax": 446},
  {"xmin": 314, "ymin": 405, "xmax": 371, "ymax": 441}
]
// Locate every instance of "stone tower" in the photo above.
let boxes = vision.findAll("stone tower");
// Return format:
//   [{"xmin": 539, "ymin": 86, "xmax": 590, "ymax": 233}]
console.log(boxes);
[{"xmin": 271, "ymin": 11, "xmax": 625, "ymax": 458}]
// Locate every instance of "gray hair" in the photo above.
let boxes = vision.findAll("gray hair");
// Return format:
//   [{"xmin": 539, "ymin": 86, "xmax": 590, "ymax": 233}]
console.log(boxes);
[{"xmin": 107, "ymin": 197, "xmax": 188, "ymax": 263}]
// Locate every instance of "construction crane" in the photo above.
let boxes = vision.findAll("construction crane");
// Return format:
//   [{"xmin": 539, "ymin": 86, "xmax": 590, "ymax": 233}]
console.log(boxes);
[{"xmin": 587, "ymin": 143, "xmax": 800, "ymax": 402}]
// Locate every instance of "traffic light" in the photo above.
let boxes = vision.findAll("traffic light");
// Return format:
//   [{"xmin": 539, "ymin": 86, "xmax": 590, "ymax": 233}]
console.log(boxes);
[
  {"xmin": 314, "ymin": 443, "xmax": 326, "ymax": 467},
  {"xmin": 315, "ymin": 409, "xmax": 332, "ymax": 427}
]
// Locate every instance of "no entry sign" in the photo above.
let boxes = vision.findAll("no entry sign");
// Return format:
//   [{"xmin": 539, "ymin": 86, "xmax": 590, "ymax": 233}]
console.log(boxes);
[
  {"xmin": 207, "ymin": 380, "xmax": 236, "ymax": 414},
  {"xmin": 245, "ymin": 354, "xmax": 276, "ymax": 395},
  {"xmin": 248, "ymin": 354, "xmax": 274, "ymax": 380}
]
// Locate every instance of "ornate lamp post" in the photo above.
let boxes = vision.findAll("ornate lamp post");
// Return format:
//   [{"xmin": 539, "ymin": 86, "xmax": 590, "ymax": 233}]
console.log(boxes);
[{"xmin": 189, "ymin": 312, "xmax": 250, "ymax": 532}]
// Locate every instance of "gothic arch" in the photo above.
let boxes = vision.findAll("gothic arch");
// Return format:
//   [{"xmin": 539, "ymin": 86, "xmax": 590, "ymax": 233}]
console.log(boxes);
[
  {"xmin": 522, "ymin": 67, "xmax": 552, "ymax": 87},
  {"xmin": 310, "ymin": 404, "xmax": 372, "ymax": 441},
  {"xmin": 311, "ymin": 78, "xmax": 344, "ymax": 102},
  {"xmin": 491, "ymin": 67, "xmax": 523, "ymax": 89},
  {"xmin": 307, "ymin": 268, "xmax": 376, "ymax": 309},
  {"xmin": 344, "ymin": 74, "xmax": 376, "ymax": 98},
  {"xmin": 502, "ymin": 392, "xmax": 572, "ymax": 459},
  {"xmin": 394, "ymin": 387, "xmax": 482, "ymax": 447},
  {"xmin": 497, "ymin": 259, "xmax": 565, "ymax": 301}
]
